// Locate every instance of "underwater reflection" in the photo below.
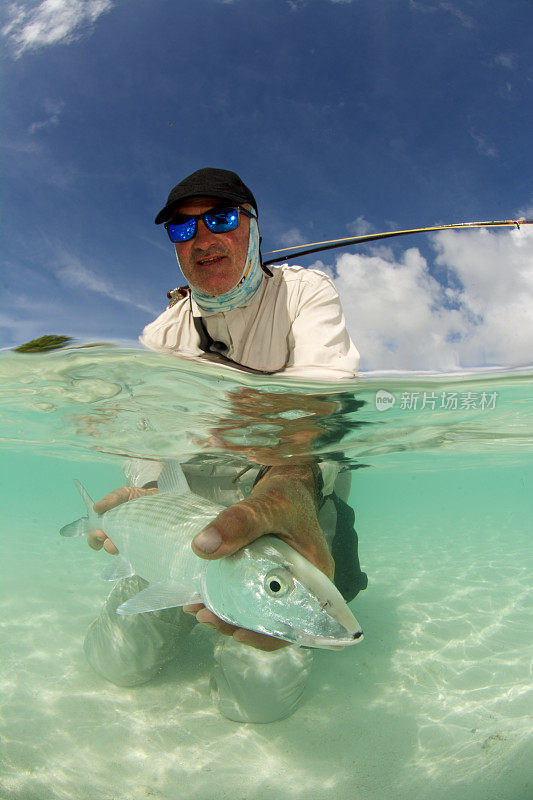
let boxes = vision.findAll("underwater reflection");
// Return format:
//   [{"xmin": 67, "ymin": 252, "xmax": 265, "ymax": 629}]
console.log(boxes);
[
  {"xmin": 1, "ymin": 348, "xmax": 533, "ymax": 800},
  {"xmin": 194, "ymin": 386, "xmax": 368, "ymax": 467}
]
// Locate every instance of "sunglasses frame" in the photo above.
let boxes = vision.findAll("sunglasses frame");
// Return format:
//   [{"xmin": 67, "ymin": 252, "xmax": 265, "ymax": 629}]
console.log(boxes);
[{"xmin": 164, "ymin": 205, "xmax": 255, "ymax": 243}]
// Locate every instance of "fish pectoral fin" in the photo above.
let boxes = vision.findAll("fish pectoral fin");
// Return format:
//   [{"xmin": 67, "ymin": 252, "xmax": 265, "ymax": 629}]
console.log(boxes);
[
  {"xmin": 116, "ymin": 581, "xmax": 202, "ymax": 615},
  {"xmin": 60, "ymin": 516, "xmax": 89, "ymax": 538},
  {"xmin": 100, "ymin": 556, "xmax": 135, "ymax": 582}
]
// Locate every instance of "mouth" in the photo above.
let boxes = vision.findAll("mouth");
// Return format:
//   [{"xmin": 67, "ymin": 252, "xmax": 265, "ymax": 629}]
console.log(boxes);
[
  {"xmin": 275, "ymin": 620, "xmax": 364, "ymax": 650},
  {"xmin": 196, "ymin": 254, "xmax": 227, "ymax": 267}
]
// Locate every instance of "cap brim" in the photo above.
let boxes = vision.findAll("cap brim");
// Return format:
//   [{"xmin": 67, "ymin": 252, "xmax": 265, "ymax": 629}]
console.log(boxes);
[{"xmin": 155, "ymin": 191, "xmax": 256, "ymax": 225}]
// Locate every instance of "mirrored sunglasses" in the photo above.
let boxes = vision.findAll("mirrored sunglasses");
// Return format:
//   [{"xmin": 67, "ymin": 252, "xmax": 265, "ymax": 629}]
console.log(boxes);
[{"xmin": 164, "ymin": 206, "xmax": 255, "ymax": 243}]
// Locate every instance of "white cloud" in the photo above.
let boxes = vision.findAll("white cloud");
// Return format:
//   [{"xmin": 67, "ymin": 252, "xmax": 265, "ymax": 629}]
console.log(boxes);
[
  {"xmin": 316, "ymin": 219, "xmax": 533, "ymax": 371},
  {"xmin": 346, "ymin": 215, "xmax": 375, "ymax": 236},
  {"xmin": 2, "ymin": 0, "xmax": 113, "ymax": 57},
  {"xmin": 28, "ymin": 98, "xmax": 65, "ymax": 134},
  {"xmin": 495, "ymin": 52, "xmax": 516, "ymax": 70},
  {"xmin": 438, "ymin": 2, "xmax": 474, "ymax": 29},
  {"xmin": 53, "ymin": 249, "xmax": 158, "ymax": 315},
  {"xmin": 288, "ymin": 0, "xmax": 358, "ymax": 7},
  {"xmin": 409, "ymin": 1, "xmax": 475, "ymax": 29},
  {"xmin": 469, "ymin": 129, "xmax": 498, "ymax": 158},
  {"xmin": 1, "ymin": 137, "xmax": 41, "ymax": 153},
  {"xmin": 277, "ymin": 227, "xmax": 307, "ymax": 247}
]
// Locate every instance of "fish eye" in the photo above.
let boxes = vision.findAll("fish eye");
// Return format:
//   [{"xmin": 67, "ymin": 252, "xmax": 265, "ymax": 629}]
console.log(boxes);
[{"xmin": 264, "ymin": 569, "xmax": 294, "ymax": 598}]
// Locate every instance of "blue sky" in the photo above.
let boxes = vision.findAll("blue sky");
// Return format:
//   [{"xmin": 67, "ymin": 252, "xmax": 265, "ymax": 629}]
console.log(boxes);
[{"xmin": 1, "ymin": 0, "xmax": 532, "ymax": 370}]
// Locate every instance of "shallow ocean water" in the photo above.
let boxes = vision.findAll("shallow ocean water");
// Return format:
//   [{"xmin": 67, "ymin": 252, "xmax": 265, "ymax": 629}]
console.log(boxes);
[{"xmin": 0, "ymin": 346, "xmax": 532, "ymax": 800}]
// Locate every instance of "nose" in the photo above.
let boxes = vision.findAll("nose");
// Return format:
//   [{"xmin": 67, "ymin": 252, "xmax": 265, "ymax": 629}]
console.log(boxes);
[{"xmin": 193, "ymin": 218, "xmax": 219, "ymax": 248}]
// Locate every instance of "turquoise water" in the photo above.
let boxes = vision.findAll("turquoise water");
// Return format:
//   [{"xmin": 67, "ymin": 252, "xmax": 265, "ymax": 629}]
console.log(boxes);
[{"xmin": 1, "ymin": 347, "xmax": 532, "ymax": 800}]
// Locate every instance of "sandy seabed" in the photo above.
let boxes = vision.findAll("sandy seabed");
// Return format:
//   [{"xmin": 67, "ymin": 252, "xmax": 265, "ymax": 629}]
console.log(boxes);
[{"xmin": 1, "ymin": 455, "xmax": 532, "ymax": 800}]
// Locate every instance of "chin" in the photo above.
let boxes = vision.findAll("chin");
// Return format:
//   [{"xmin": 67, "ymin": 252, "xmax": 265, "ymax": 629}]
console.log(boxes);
[{"xmin": 198, "ymin": 282, "xmax": 234, "ymax": 296}]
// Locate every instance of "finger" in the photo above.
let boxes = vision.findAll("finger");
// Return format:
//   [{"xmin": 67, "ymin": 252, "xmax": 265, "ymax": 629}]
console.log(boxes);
[
  {"xmin": 193, "ymin": 496, "xmax": 333, "ymax": 577},
  {"xmin": 182, "ymin": 603, "xmax": 205, "ymax": 615},
  {"xmin": 93, "ymin": 487, "xmax": 132, "ymax": 514},
  {"xmin": 87, "ymin": 529, "xmax": 107, "ymax": 550},
  {"xmin": 183, "ymin": 605, "xmax": 289, "ymax": 650},
  {"xmin": 103, "ymin": 538, "xmax": 119, "ymax": 555},
  {"xmin": 93, "ymin": 486, "xmax": 157, "ymax": 514},
  {"xmin": 191, "ymin": 494, "xmax": 333, "ymax": 577},
  {"xmin": 232, "ymin": 628, "xmax": 290, "ymax": 652},
  {"xmin": 184, "ymin": 605, "xmax": 289, "ymax": 650},
  {"xmin": 191, "ymin": 501, "xmax": 266, "ymax": 559},
  {"xmin": 195, "ymin": 608, "xmax": 239, "ymax": 637}
]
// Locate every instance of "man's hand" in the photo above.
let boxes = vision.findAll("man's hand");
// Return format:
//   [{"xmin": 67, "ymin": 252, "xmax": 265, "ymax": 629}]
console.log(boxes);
[
  {"xmin": 87, "ymin": 486, "xmax": 158, "ymax": 554},
  {"xmin": 184, "ymin": 463, "xmax": 333, "ymax": 652}
]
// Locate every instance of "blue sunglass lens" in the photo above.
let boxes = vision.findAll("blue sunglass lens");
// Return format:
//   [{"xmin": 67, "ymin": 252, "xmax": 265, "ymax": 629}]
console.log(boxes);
[
  {"xmin": 166, "ymin": 208, "xmax": 240, "ymax": 242},
  {"xmin": 205, "ymin": 209, "xmax": 239, "ymax": 232},
  {"xmin": 167, "ymin": 218, "xmax": 197, "ymax": 242}
]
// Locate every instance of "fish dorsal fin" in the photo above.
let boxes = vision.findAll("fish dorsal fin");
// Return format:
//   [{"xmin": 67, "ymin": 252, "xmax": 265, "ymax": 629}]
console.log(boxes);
[
  {"xmin": 100, "ymin": 555, "xmax": 135, "ymax": 582},
  {"xmin": 116, "ymin": 581, "xmax": 202, "ymax": 615},
  {"xmin": 157, "ymin": 461, "xmax": 190, "ymax": 495}
]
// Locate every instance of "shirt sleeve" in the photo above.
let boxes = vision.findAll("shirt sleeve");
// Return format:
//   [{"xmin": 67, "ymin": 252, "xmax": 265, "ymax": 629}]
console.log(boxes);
[{"xmin": 279, "ymin": 270, "xmax": 360, "ymax": 380}]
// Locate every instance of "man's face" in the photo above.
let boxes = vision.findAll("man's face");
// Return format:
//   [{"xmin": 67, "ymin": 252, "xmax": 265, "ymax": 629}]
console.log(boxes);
[{"xmin": 171, "ymin": 196, "xmax": 251, "ymax": 296}]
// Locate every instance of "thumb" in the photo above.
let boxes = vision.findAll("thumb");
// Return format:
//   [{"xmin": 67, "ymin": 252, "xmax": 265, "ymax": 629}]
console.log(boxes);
[{"xmin": 191, "ymin": 501, "xmax": 269, "ymax": 560}]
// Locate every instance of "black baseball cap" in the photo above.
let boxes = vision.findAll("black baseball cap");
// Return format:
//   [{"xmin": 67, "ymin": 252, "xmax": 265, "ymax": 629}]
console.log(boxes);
[{"xmin": 154, "ymin": 167, "xmax": 258, "ymax": 224}]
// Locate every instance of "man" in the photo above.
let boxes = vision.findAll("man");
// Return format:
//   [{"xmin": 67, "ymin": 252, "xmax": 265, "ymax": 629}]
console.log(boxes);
[{"xmin": 85, "ymin": 168, "xmax": 367, "ymax": 723}]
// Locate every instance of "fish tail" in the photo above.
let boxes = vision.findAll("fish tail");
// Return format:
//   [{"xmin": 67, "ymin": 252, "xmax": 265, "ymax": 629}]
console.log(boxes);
[{"xmin": 59, "ymin": 479, "xmax": 99, "ymax": 537}]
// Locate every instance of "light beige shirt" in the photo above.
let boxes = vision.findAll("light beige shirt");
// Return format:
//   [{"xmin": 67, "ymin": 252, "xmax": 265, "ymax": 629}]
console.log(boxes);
[{"xmin": 140, "ymin": 264, "xmax": 359, "ymax": 380}]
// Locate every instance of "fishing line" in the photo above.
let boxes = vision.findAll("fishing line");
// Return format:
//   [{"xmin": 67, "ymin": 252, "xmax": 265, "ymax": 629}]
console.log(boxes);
[{"xmin": 262, "ymin": 218, "xmax": 533, "ymax": 266}]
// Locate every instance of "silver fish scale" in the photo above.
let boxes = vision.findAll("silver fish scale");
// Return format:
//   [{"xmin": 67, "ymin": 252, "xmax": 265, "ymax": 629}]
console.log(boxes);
[{"xmin": 102, "ymin": 492, "xmax": 226, "ymax": 585}]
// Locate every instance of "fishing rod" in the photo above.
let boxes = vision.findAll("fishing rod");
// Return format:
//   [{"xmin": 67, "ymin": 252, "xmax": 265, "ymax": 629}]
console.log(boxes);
[{"xmin": 262, "ymin": 218, "xmax": 533, "ymax": 266}]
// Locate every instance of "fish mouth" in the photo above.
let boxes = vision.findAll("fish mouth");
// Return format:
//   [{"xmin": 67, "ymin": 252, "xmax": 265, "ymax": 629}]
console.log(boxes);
[
  {"xmin": 305, "ymin": 630, "xmax": 364, "ymax": 650},
  {"xmin": 277, "ymin": 620, "xmax": 364, "ymax": 651}
]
